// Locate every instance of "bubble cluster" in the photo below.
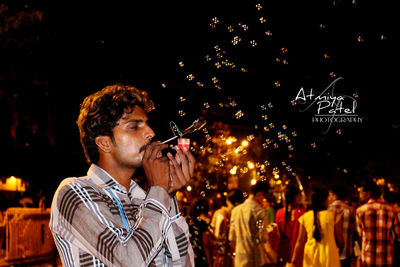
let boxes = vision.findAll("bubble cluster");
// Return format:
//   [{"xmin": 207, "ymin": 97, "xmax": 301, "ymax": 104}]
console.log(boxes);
[
  {"xmin": 186, "ymin": 74, "xmax": 195, "ymax": 81},
  {"xmin": 232, "ymin": 36, "xmax": 242, "ymax": 45},
  {"xmin": 235, "ymin": 110, "xmax": 244, "ymax": 119},
  {"xmin": 209, "ymin": 17, "xmax": 220, "ymax": 29},
  {"xmin": 250, "ymin": 40, "xmax": 258, "ymax": 47}
]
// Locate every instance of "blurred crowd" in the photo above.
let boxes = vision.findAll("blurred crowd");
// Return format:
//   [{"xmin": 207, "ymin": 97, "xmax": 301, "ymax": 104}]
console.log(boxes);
[{"xmin": 183, "ymin": 180, "xmax": 400, "ymax": 267}]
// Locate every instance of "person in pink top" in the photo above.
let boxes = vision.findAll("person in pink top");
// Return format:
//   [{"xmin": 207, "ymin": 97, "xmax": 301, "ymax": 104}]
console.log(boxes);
[{"xmin": 275, "ymin": 185, "xmax": 306, "ymax": 266}]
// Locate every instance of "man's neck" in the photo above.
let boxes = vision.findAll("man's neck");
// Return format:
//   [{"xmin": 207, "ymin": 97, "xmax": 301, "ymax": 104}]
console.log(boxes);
[
  {"xmin": 249, "ymin": 194, "xmax": 263, "ymax": 206},
  {"xmin": 97, "ymin": 159, "xmax": 136, "ymax": 192}
]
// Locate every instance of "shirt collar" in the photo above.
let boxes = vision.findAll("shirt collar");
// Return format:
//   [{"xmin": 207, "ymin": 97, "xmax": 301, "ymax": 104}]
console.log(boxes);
[
  {"xmin": 87, "ymin": 164, "xmax": 145, "ymax": 197},
  {"xmin": 367, "ymin": 198, "xmax": 381, "ymax": 204},
  {"xmin": 331, "ymin": 199, "xmax": 346, "ymax": 205}
]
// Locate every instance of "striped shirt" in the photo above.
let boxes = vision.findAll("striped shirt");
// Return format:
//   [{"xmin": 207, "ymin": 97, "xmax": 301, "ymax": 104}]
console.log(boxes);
[
  {"xmin": 356, "ymin": 199, "xmax": 400, "ymax": 267},
  {"xmin": 49, "ymin": 164, "xmax": 194, "ymax": 267},
  {"xmin": 328, "ymin": 200, "xmax": 356, "ymax": 260}
]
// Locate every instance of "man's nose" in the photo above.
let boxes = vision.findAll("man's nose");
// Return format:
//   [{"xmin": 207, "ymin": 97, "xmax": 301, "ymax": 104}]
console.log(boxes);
[{"xmin": 144, "ymin": 126, "xmax": 155, "ymax": 140}]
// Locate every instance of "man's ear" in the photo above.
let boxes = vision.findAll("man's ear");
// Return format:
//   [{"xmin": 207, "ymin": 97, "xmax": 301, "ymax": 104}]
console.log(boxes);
[{"xmin": 95, "ymin": 136, "xmax": 113, "ymax": 153}]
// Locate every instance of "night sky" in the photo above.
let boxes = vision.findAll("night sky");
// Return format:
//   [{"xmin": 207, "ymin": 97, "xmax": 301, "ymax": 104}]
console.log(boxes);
[{"xmin": 1, "ymin": 0, "xmax": 399, "ymax": 198}]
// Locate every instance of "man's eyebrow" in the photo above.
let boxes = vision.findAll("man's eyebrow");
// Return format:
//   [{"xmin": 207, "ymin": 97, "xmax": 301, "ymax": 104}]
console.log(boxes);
[{"xmin": 125, "ymin": 119, "xmax": 144, "ymax": 123}]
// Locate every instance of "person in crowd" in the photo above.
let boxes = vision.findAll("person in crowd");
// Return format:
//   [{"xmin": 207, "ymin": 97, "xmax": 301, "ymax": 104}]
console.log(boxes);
[
  {"xmin": 356, "ymin": 180, "xmax": 400, "ymax": 267},
  {"xmin": 263, "ymin": 195, "xmax": 276, "ymax": 225},
  {"xmin": 384, "ymin": 190, "xmax": 400, "ymax": 221},
  {"xmin": 288, "ymin": 187, "xmax": 343, "ymax": 267},
  {"xmin": 274, "ymin": 185, "xmax": 305, "ymax": 267},
  {"xmin": 384, "ymin": 190, "xmax": 400, "ymax": 267},
  {"xmin": 190, "ymin": 198, "xmax": 213, "ymax": 267},
  {"xmin": 211, "ymin": 188, "xmax": 244, "ymax": 267},
  {"xmin": 49, "ymin": 84, "xmax": 195, "ymax": 266},
  {"xmin": 229, "ymin": 181, "xmax": 270, "ymax": 267},
  {"xmin": 328, "ymin": 185, "xmax": 356, "ymax": 267}
]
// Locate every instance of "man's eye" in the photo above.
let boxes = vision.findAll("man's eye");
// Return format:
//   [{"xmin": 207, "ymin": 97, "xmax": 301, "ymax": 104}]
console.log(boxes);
[{"xmin": 130, "ymin": 126, "xmax": 139, "ymax": 130}]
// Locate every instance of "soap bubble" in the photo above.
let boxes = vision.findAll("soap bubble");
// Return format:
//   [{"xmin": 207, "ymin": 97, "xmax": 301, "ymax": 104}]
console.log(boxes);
[
  {"xmin": 247, "ymin": 134, "xmax": 255, "ymax": 141},
  {"xmin": 265, "ymin": 30, "xmax": 272, "ymax": 37},
  {"xmin": 311, "ymin": 143, "xmax": 317, "ymax": 148},
  {"xmin": 232, "ymin": 36, "xmax": 242, "ymax": 45},
  {"xmin": 186, "ymin": 74, "xmax": 194, "ymax": 81},
  {"xmin": 238, "ymin": 23, "xmax": 248, "ymax": 31},
  {"xmin": 235, "ymin": 110, "xmax": 244, "ymax": 119}
]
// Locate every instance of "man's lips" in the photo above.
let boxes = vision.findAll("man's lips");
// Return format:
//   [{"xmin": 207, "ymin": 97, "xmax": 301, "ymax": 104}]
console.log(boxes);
[{"xmin": 139, "ymin": 143, "xmax": 150, "ymax": 153}]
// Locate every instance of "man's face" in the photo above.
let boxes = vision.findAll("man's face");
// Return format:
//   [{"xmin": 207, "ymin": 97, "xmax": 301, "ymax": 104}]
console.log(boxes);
[
  {"xmin": 359, "ymin": 187, "xmax": 370, "ymax": 203},
  {"xmin": 328, "ymin": 191, "xmax": 336, "ymax": 204},
  {"xmin": 109, "ymin": 106, "xmax": 155, "ymax": 169}
]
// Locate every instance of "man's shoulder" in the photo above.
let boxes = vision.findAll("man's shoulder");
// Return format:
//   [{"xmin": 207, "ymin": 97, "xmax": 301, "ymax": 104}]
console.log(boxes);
[
  {"xmin": 231, "ymin": 201, "xmax": 246, "ymax": 213},
  {"xmin": 356, "ymin": 200, "xmax": 393, "ymax": 213},
  {"xmin": 54, "ymin": 176, "xmax": 97, "ymax": 197}
]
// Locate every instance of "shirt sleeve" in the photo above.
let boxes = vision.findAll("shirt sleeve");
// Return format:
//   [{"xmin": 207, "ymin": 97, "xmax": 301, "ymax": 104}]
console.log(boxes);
[
  {"xmin": 355, "ymin": 208, "xmax": 362, "ymax": 239},
  {"xmin": 50, "ymin": 180, "xmax": 175, "ymax": 267},
  {"xmin": 392, "ymin": 208, "xmax": 400, "ymax": 242},
  {"xmin": 228, "ymin": 208, "xmax": 237, "ymax": 242},
  {"xmin": 164, "ymin": 195, "xmax": 194, "ymax": 266},
  {"xmin": 298, "ymin": 213, "xmax": 304, "ymax": 226}
]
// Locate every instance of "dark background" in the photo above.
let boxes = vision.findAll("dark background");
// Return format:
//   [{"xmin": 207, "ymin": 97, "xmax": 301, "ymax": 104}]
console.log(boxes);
[{"xmin": 1, "ymin": 0, "xmax": 398, "ymax": 203}]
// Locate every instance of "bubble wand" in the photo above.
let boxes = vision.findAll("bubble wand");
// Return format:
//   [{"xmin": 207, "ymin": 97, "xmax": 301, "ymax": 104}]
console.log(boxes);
[{"xmin": 161, "ymin": 119, "xmax": 206, "ymax": 144}]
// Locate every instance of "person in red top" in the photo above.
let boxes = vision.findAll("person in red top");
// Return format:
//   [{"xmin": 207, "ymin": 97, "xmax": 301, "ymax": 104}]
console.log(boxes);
[
  {"xmin": 356, "ymin": 180, "xmax": 400, "ymax": 267},
  {"xmin": 275, "ymin": 185, "xmax": 305, "ymax": 267}
]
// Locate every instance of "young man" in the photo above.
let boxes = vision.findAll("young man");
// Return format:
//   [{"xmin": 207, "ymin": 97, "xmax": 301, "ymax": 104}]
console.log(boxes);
[
  {"xmin": 328, "ymin": 185, "xmax": 356, "ymax": 267},
  {"xmin": 210, "ymin": 189, "xmax": 244, "ymax": 267},
  {"xmin": 356, "ymin": 180, "xmax": 400, "ymax": 267},
  {"xmin": 49, "ymin": 84, "xmax": 195, "ymax": 266},
  {"xmin": 229, "ymin": 181, "xmax": 270, "ymax": 267}
]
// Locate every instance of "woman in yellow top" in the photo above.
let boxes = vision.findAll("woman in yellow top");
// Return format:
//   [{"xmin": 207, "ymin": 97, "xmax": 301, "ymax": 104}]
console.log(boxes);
[{"xmin": 286, "ymin": 187, "xmax": 344, "ymax": 267}]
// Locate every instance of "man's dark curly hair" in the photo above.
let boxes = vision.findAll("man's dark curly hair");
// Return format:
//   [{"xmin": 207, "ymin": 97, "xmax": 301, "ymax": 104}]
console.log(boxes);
[{"xmin": 77, "ymin": 84, "xmax": 154, "ymax": 164}]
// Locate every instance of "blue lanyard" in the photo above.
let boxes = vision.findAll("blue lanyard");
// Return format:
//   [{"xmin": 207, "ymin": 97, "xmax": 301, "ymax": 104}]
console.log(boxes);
[
  {"xmin": 89, "ymin": 178, "xmax": 130, "ymax": 232},
  {"xmin": 106, "ymin": 189, "xmax": 130, "ymax": 232}
]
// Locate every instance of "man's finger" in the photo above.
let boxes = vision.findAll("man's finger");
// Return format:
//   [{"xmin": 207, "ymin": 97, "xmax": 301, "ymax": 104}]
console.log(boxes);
[
  {"xmin": 150, "ymin": 143, "xmax": 168, "ymax": 159},
  {"xmin": 186, "ymin": 150, "xmax": 196, "ymax": 177},
  {"xmin": 167, "ymin": 153, "xmax": 187, "ymax": 189},
  {"xmin": 174, "ymin": 147, "xmax": 189, "ymax": 175},
  {"xmin": 143, "ymin": 142, "xmax": 155, "ymax": 161}
]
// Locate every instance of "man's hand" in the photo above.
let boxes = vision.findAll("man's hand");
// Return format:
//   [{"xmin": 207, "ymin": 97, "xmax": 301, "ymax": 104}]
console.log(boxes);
[
  {"xmin": 142, "ymin": 142, "xmax": 170, "ymax": 191},
  {"xmin": 166, "ymin": 146, "xmax": 195, "ymax": 194}
]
